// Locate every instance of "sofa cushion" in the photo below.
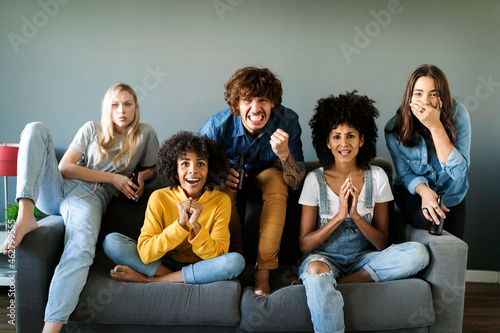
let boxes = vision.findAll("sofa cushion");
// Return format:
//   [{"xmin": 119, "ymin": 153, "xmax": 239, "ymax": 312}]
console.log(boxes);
[
  {"xmin": 69, "ymin": 254, "xmax": 241, "ymax": 327},
  {"xmin": 239, "ymin": 278, "xmax": 434, "ymax": 332},
  {"xmin": 97, "ymin": 175, "xmax": 163, "ymax": 249}
]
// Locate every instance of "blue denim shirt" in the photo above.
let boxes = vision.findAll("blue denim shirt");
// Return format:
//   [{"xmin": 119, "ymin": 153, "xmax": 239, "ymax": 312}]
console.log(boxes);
[
  {"xmin": 384, "ymin": 100, "xmax": 471, "ymax": 207},
  {"xmin": 199, "ymin": 105, "xmax": 305, "ymax": 172}
]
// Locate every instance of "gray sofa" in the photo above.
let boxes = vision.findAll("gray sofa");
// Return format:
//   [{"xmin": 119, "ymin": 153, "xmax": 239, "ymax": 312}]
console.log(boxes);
[{"xmin": 15, "ymin": 158, "xmax": 468, "ymax": 332}]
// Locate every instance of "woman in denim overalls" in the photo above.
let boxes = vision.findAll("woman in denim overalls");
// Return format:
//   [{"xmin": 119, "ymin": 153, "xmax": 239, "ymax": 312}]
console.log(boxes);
[{"xmin": 298, "ymin": 92, "xmax": 430, "ymax": 333}]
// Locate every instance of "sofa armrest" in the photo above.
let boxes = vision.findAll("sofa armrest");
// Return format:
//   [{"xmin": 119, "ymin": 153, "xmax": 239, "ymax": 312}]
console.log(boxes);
[
  {"xmin": 15, "ymin": 215, "xmax": 65, "ymax": 332},
  {"xmin": 406, "ymin": 224, "xmax": 468, "ymax": 333}
]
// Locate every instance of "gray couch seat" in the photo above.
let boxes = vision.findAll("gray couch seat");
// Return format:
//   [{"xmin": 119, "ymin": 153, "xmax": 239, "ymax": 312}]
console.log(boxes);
[
  {"xmin": 14, "ymin": 158, "xmax": 468, "ymax": 332},
  {"xmin": 71, "ymin": 257, "xmax": 241, "ymax": 327},
  {"xmin": 238, "ymin": 266, "xmax": 434, "ymax": 332}
]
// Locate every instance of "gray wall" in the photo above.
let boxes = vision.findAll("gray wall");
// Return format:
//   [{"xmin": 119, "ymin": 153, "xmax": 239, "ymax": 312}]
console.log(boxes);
[{"xmin": 1, "ymin": 0, "xmax": 499, "ymax": 271}]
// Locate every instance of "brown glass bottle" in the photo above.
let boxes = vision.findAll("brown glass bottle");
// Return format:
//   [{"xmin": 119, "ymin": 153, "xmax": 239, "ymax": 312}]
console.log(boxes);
[
  {"xmin": 129, "ymin": 172, "xmax": 139, "ymax": 202},
  {"xmin": 130, "ymin": 172, "xmax": 139, "ymax": 187},
  {"xmin": 235, "ymin": 155, "xmax": 245, "ymax": 190},
  {"xmin": 428, "ymin": 195, "xmax": 444, "ymax": 235}
]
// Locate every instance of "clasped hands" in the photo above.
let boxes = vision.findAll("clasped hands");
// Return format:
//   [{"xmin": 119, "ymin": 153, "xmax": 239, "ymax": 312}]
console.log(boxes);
[
  {"xmin": 337, "ymin": 177, "xmax": 360, "ymax": 221},
  {"xmin": 177, "ymin": 198, "xmax": 203, "ymax": 229}
]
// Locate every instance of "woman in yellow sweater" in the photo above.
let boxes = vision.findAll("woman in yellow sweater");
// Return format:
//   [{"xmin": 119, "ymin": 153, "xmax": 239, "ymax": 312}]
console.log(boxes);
[{"xmin": 104, "ymin": 131, "xmax": 245, "ymax": 283}]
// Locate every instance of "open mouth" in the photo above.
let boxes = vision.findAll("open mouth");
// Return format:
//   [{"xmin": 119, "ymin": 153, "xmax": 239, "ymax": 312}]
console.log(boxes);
[
  {"xmin": 186, "ymin": 178, "xmax": 201, "ymax": 185},
  {"xmin": 338, "ymin": 150, "xmax": 351, "ymax": 157},
  {"xmin": 247, "ymin": 114, "xmax": 265, "ymax": 123}
]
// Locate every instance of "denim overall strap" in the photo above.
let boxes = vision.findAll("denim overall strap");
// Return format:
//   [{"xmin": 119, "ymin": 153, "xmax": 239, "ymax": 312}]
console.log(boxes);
[
  {"xmin": 313, "ymin": 168, "xmax": 328, "ymax": 216},
  {"xmin": 314, "ymin": 167, "xmax": 373, "ymax": 225},
  {"xmin": 364, "ymin": 167, "xmax": 373, "ymax": 209}
]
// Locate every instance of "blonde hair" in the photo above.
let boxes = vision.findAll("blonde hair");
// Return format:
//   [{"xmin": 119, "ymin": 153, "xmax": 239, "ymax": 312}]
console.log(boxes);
[{"xmin": 95, "ymin": 83, "xmax": 142, "ymax": 171}]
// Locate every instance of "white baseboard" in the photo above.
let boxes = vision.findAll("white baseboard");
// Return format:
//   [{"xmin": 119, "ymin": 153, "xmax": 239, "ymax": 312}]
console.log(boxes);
[{"xmin": 465, "ymin": 270, "xmax": 500, "ymax": 283}]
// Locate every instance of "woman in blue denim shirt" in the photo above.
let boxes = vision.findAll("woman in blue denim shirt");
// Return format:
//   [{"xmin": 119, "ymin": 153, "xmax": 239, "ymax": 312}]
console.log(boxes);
[
  {"xmin": 298, "ymin": 91, "xmax": 429, "ymax": 333},
  {"xmin": 385, "ymin": 64, "xmax": 471, "ymax": 239}
]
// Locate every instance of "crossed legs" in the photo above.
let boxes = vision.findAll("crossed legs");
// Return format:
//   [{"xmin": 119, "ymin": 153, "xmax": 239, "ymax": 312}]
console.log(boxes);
[{"xmin": 104, "ymin": 233, "xmax": 245, "ymax": 285}]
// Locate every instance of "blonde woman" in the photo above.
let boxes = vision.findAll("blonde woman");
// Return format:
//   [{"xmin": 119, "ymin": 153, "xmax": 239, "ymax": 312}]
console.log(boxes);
[{"xmin": 1, "ymin": 83, "xmax": 159, "ymax": 333}]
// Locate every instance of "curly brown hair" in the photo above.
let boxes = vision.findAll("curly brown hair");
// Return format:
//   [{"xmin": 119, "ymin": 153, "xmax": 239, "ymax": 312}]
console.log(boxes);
[
  {"xmin": 309, "ymin": 91, "xmax": 379, "ymax": 170},
  {"xmin": 156, "ymin": 131, "xmax": 229, "ymax": 190},
  {"xmin": 224, "ymin": 67, "xmax": 283, "ymax": 117}
]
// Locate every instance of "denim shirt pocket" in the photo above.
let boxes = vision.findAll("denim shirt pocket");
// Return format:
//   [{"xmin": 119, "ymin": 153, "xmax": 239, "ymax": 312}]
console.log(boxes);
[{"xmin": 408, "ymin": 157, "xmax": 426, "ymax": 174}]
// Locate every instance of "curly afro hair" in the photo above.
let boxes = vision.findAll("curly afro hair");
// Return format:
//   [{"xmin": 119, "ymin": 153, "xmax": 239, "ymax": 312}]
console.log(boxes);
[
  {"xmin": 309, "ymin": 90, "xmax": 379, "ymax": 170},
  {"xmin": 156, "ymin": 131, "xmax": 229, "ymax": 190}
]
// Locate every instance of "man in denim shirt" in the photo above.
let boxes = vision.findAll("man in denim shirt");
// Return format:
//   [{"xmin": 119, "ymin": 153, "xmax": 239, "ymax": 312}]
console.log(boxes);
[{"xmin": 200, "ymin": 67, "xmax": 305, "ymax": 296}]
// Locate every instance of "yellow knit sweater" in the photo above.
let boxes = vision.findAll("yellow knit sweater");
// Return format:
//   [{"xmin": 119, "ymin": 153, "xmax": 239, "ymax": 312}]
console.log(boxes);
[{"xmin": 137, "ymin": 186, "xmax": 231, "ymax": 264}]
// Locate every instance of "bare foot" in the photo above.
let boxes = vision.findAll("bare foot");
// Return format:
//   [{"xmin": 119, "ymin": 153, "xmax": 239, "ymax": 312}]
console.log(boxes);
[
  {"xmin": 110, "ymin": 265, "xmax": 184, "ymax": 283},
  {"xmin": 253, "ymin": 269, "xmax": 271, "ymax": 296},
  {"xmin": 110, "ymin": 265, "xmax": 149, "ymax": 283},
  {"xmin": 2, "ymin": 213, "xmax": 38, "ymax": 255}
]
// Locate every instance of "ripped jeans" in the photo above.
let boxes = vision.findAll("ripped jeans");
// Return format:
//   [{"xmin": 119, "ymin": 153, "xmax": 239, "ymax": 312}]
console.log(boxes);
[{"xmin": 298, "ymin": 239, "xmax": 430, "ymax": 333}]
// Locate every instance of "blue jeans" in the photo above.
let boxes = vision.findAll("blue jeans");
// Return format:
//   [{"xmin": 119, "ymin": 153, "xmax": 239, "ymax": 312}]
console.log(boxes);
[
  {"xmin": 298, "ymin": 242, "xmax": 430, "ymax": 333},
  {"xmin": 16, "ymin": 122, "xmax": 115, "ymax": 324},
  {"xmin": 103, "ymin": 232, "xmax": 245, "ymax": 284}
]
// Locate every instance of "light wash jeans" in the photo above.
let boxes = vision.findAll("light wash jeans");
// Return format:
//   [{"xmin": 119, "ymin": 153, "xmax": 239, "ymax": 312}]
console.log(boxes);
[
  {"xmin": 16, "ymin": 122, "xmax": 115, "ymax": 324},
  {"xmin": 301, "ymin": 168, "xmax": 430, "ymax": 333},
  {"xmin": 298, "ymin": 241, "xmax": 430, "ymax": 333},
  {"xmin": 103, "ymin": 232, "xmax": 246, "ymax": 284}
]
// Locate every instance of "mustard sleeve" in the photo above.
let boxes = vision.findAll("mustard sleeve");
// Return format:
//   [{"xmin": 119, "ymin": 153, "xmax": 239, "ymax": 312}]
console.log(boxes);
[
  {"xmin": 137, "ymin": 191, "xmax": 189, "ymax": 264},
  {"xmin": 188, "ymin": 193, "xmax": 231, "ymax": 260}
]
